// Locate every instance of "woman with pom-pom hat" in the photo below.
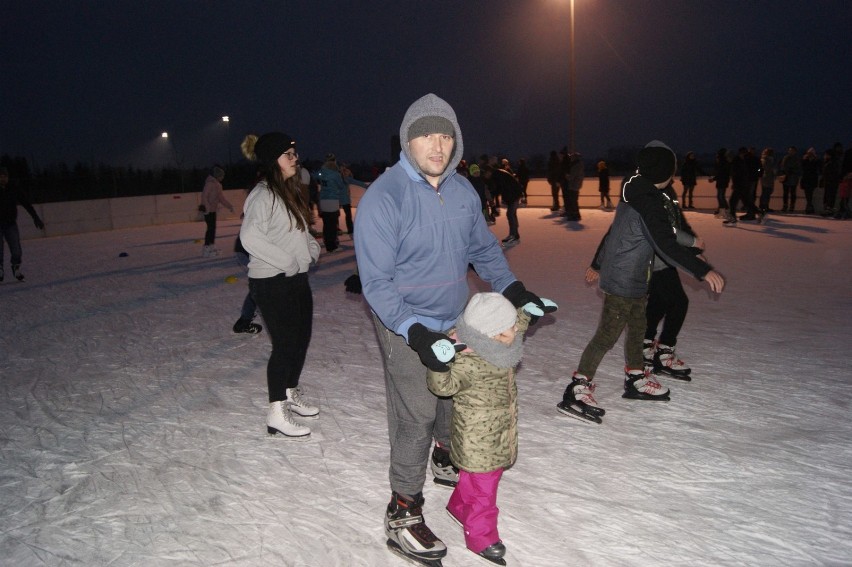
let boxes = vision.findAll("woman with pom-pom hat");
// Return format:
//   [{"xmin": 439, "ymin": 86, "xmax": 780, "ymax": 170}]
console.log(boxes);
[{"xmin": 239, "ymin": 132, "xmax": 321, "ymax": 438}]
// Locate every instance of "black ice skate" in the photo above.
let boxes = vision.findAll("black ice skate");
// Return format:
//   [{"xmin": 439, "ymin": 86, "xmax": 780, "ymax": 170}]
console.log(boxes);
[
  {"xmin": 385, "ymin": 492, "xmax": 446, "ymax": 567},
  {"xmin": 477, "ymin": 542, "xmax": 507, "ymax": 566},
  {"xmin": 233, "ymin": 317, "xmax": 262, "ymax": 334},
  {"xmin": 557, "ymin": 373, "xmax": 605, "ymax": 424},
  {"xmin": 12, "ymin": 264, "xmax": 24, "ymax": 281},
  {"xmin": 430, "ymin": 444, "xmax": 458, "ymax": 488},
  {"xmin": 652, "ymin": 344, "xmax": 692, "ymax": 381},
  {"xmin": 622, "ymin": 368, "xmax": 670, "ymax": 401}
]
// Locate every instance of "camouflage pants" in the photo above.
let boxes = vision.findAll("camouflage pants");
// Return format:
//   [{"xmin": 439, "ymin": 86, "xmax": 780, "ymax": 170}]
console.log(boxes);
[{"xmin": 578, "ymin": 293, "xmax": 646, "ymax": 379}]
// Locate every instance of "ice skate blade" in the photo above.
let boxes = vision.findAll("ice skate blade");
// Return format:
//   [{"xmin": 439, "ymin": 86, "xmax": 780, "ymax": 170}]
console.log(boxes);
[
  {"xmin": 386, "ymin": 538, "xmax": 445, "ymax": 566},
  {"xmin": 432, "ymin": 477, "xmax": 457, "ymax": 488},
  {"xmin": 621, "ymin": 392, "xmax": 671, "ymax": 401},
  {"xmin": 475, "ymin": 551, "xmax": 507, "ymax": 566},
  {"xmin": 556, "ymin": 402, "xmax": 602, "ymax": 424},
  {"xmin": 266, "ymin": 426, "xmax": 311, "ymax": 439},
  {"xmin": 657, "ymin": 370, "xmax": 692, "ymax": 382},
  {"xmin": 446, "ymin": 508, "xmax": 463, "ymax": 527}
]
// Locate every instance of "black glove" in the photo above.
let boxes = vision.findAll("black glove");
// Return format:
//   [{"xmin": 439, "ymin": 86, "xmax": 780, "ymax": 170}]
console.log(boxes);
[
  {"xmin": 502, "ymin": 280, "xmax": 558, "ymax": 324},
  {"xmin": 34, "ymin": 218, "xmax": 45, "ymax": 230},
  {"xmin": 343, "ymin": 273, "xmax": 362, "ymax": 294},
  {"xmin": 408, "ymin": 323, "xmax": 460, "ymax": 372}
]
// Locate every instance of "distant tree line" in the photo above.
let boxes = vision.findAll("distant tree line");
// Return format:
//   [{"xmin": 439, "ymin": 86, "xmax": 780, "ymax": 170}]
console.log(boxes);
[{"xmin": 1, "ymin": 148, "xmax": 717, "ymax": 204}]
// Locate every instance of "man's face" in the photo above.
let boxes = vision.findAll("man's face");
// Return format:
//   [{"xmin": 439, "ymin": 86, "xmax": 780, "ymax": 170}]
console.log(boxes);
[{"xmin": 408, "ymin": 133, "xmax": 454, "ymax": 186}]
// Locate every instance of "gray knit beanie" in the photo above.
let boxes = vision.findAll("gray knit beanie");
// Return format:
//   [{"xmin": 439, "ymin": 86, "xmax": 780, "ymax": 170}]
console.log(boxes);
[
  {"xmin": 408, "ymin": 116, "xmax": 455, "ymax": 140},
  {"xmin": 463, "ymin": 292, "xmax": 517, "ymax": 337}
]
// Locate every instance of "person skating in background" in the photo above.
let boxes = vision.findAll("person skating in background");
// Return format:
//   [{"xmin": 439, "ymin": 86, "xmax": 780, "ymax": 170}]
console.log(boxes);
[
  {"xmin": 338, "ymin": 161, "xmax": 369, "ymax": 236},
  {"xmin": 547, "ymin": 150, "xmax": 562, "ymax": 212},
  {"xmin": 240, "ymin": 132, "xmax": 321, "ymax": 438},
  {"xmin": 679, "ymin": 151, "xmax": 699, "ymax": 209},
  {"xmin": 0, "ymin": 166, "xmax": 44, "ymax": 282},
  {"xmin": 484, "ymin": 163, "xmax": 523, "ymax": 247},
  {"xmin": 779, "ymin": 146, "xmax": 802, "ymax": 213},
  {"xmin": 467, "ymin": 164, "xmax": 493, "ymax": 225},
  {"xmin": 199, "ymin": 166, "xmax": 234, "ymax": 257},
  {"xmin": 427, "ymin": 293, "xmax": 534, "ymax": 566},
  {"xmin": 232, "ymin": 234, "xmax": 263, "ymax": 335},
  {"xmin": 564, "ymin": 151, "xmax": 584, "ymax": 221},
  {"xmin": 597, "ymin": 159, "xmax": 613, "ymax": 210},
  {"xmin": 355, "ymin": 93, "xmax": 557, "ymax": 566},
  {"xmin": 758, "ymin": 147, "xmax": 777, "ymax": 215},
  {"xmin": 557, "ymin": 141, "xmax": 724, "ymax": 424},
  {"xmin": 800, "ymin": 147, "xmax": 820, "ymax": 214},
  {"xmin": 516, "ymin": 158, "xmax": 530, "ymax": 206},
  {"xmin": 643, "ymin": 181, "xmax": 708, "ymax": 381},
  {"xmin": 312, "ymin": 154, "xmax": 348, "ymax": 253},
  {"xmin": 709, "ymin": 148, "xmax": 731, "ymax": 217}
]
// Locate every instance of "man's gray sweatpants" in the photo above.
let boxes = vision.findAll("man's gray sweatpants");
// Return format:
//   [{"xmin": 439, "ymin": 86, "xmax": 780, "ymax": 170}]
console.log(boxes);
[{"xmin": 373, "ymin": 314, "xmax": 452, "ymax": 497}]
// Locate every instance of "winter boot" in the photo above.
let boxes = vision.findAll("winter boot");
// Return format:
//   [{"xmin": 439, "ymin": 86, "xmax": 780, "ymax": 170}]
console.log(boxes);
[
  {"xmin": 557, "ymin": 373, "xmax": 606, "ymax": 424},
  {"xmin": 643, "ymin": 339, "xmax": 657, "ymax": 372},
  {"xmin": 477, "ymin": 542, "xmax": 507, "ymax": 566},
  {"xmin": 622, "ymin": 368, "xmax": 670, "ymax": 401},
  {"xmin": 385, "ymin": 492, "xmax": 447, "ymax": 564},
  {"xmin": 284, "ymin": 387, "xmax": 319, "ymax": 418},
  {"xmin": 430, "ymin": 443, "xmax": 458, "ymax": 488},
  {"xmin": 11, "ymin": 264, "xmax": 24, "ymax": 281},
  {"xmin": 653, "ymin": 344, "xmax": 692, "ymax": 381},
  {"xmin": 266, "ymin": 401, "xmax": 311, "ymax": 437},
  {"xmin": 233, "ymin": 317, "xmax": 262, "ymax": 334}
]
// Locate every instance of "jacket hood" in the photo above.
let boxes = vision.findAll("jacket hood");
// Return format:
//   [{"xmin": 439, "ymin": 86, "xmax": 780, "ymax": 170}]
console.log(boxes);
[{"xmin": 399, "ymin": 93, "xmax": 464, "ymax": 186}]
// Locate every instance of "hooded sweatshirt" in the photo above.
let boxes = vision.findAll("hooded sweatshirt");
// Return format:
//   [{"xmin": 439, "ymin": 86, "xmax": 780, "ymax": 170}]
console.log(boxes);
[{"xmin": 355, "ymin": 93, "xmax": 516, "ymax": 340}]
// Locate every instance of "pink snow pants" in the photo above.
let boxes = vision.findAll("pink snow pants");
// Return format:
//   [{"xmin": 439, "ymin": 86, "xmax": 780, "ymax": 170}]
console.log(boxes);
[{"xmin": 446, "ymin": 468, "xmax": 503, "ymax": 553}]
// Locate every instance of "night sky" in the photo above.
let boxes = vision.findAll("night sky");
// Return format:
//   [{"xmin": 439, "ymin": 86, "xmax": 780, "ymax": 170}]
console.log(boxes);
[{"xmin": 2, "ymin": 0, "xmax": 850, "ymax": 170}]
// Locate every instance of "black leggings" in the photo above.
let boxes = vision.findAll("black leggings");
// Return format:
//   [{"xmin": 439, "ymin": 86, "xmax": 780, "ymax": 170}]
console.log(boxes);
[
  {"xmin": 204, "ymin": 212, "xmax": 217, "ymax": 245},
  {"xmin": 249, "ymin": 272, "xmax": 313, "ymax": 402},
  {"xmin": 645, "ymin": 267, "xmax": 689, "ymax": 347}
]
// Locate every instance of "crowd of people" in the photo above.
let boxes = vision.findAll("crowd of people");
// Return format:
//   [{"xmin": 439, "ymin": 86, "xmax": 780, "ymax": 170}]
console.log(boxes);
[{"xmin": 708, "ymin": 143, "xmax": 852, "ymax": 223}]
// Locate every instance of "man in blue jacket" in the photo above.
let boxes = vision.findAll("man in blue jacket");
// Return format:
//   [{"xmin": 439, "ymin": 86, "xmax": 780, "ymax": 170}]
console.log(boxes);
[{"xmin": 355, "ymin": 93, "xmax": 556, "ymax": 565}]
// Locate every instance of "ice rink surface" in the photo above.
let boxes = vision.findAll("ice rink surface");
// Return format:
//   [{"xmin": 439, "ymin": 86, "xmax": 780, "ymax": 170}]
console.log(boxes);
[{"xmin": 2, "ymin": 207, "xmax": 850, "ymax": 566}]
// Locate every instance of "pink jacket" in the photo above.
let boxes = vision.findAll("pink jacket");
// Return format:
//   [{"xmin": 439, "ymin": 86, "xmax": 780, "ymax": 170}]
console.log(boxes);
[{"xmin": 201, "ymin": 176, "xmax": 233, "ymax": 214}]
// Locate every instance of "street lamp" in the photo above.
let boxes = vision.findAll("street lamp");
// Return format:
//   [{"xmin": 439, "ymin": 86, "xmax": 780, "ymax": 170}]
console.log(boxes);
[
  {"xmin": 569, "ymin": 0, "xmax": 576, "ymax": 153},
  {"xmin": 221, "ymin": 116, "xmax": 231, "ymax": 165}
]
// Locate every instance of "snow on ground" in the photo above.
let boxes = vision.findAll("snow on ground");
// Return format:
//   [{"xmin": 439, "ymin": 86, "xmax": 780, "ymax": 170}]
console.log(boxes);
[{"xmin": 1, "ymin": 207, "xmax": 851, "ymax": 567}]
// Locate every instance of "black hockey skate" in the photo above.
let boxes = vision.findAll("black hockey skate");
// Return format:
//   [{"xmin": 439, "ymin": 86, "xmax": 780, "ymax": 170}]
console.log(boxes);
[
  {"xmin": 557, "ymin": 374, "xmax": 605, "ymax": 424},
  {"xmin": 386, "ymin": 492, "xmax": 446, "ymax": 566},
  {"xmin": 622, "ymin": 369, "xmax": 670, "ymax": 401},
  {"xmin": 430, "ymin": 444, "xmax": 458, "ymax": 488},
  {"xmin": 652, "ymin": 344, "xmax": 691, "ymax": 381},
  {"xmin": 12, "ymin": 264, "xmax": 24, "ymax": 281}
]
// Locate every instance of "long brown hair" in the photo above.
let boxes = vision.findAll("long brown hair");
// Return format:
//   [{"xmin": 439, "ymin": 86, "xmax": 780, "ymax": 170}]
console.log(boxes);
[{"xmin": 262, "ymin": 163, "xmax": 310, "ymax": 232}]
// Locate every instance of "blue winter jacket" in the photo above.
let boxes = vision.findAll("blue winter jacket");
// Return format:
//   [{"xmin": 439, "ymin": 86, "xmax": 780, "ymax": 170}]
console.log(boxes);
[{"xmin": 355, "ymin": 156, "xmax": 515, "ymax": 340}]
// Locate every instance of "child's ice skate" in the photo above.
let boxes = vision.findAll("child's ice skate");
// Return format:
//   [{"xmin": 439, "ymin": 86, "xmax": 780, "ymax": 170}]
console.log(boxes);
[
  {"xmin": 622, "ymin": 368, "xmax": 670, "ymax": 401},
  {"xmin": 557, "ymin": 373, "xmax": 605, "ymax": 424}
]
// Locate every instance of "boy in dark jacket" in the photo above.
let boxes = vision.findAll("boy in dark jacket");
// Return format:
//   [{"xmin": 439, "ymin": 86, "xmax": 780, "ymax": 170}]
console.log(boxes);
[{"xmin": 557, "ymin": 141, "xmax": 725, "ymax": 424}]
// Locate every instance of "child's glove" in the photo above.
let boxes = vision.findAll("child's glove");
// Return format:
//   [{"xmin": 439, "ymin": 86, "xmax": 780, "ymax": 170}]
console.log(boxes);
[
  {"xmin": 408, "ymin": 323, "xmax": 465, "ymax": 372},
  {"xmin": 502, "ymin": 280, "xmax": 558, "ymax": 323}
]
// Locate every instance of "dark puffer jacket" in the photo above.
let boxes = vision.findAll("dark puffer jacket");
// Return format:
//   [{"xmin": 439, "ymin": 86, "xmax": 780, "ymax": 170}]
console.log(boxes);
[{"xmin": 592, "ymin": 174, "xmax": 712, "ymax": 298}]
